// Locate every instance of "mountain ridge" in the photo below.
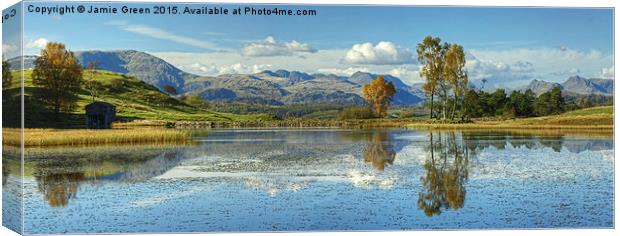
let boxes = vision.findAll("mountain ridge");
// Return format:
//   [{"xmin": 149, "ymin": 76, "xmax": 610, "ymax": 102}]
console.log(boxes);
[{"xmin": 8, "ymin": 50, "xmax": 612, "ymax": 106}]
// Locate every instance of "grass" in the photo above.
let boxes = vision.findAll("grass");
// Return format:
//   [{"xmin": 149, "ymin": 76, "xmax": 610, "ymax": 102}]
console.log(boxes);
[
  {"xmin": 407, "ymin": 106, "xmax": 613, "ymax": 130},
  {"xmin": 4, "ymin": 70, "xmax": 273, "ymax": 128},
  {"xmin": 3, "ymin": 128, "xmax": 192, "ymax": 147}
]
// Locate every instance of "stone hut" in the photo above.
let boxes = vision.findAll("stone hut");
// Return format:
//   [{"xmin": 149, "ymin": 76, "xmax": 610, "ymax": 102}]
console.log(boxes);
[{"xmin": 85, "ymin": 102, "xmax": 116, "ymax": 129}]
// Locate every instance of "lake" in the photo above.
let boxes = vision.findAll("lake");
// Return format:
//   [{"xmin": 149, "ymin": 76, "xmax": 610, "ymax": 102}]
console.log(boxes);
[{"xmin": 2, "ymin": 128, "xmax": 614, "ymax": 233}]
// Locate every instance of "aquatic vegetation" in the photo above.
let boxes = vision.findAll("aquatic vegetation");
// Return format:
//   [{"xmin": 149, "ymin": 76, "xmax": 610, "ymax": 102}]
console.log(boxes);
[{"xmin": 3, "ymin": 128, "xmax": 191, "ymax": 147}]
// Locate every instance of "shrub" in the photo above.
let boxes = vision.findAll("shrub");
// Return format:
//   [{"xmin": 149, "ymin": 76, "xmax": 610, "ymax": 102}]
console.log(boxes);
[{"xmin": 337, "ymin": 106, "xmax": 377, "ymax": 120}]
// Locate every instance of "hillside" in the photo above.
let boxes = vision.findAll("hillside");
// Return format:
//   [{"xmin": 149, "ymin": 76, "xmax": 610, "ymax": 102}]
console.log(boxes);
[
  {"xmin": 9, "ymin": 51, "xmax": 198, "ymax": 93},
  {"xmin": 2, "ymin": 70, "xmax": 272, "ymax": 128},
  {"xmin": 74, "ymin": 50, "xmax": 198, "ymax": 92},
  {"xmin": 506, "ymin": 105, "xmax": 613, "ymax": 126}
]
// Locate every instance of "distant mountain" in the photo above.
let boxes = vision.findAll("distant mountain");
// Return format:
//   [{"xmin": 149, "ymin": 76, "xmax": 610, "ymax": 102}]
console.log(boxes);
[
  {"xmin": 349, "ymin": 72, "xmax": 422, "ymax": 105},
  {"xmin": 562, "ymin": 76, "xmax": 613, "ymax": 95},
  {"xmin": 74, "ymin": 50, "xmax": 197, "ymax": 92},
  {"xmin": 9, "ymin": 50, "xmax": 198, "ymax": 92},
  {"xmin": 185, "ymin": 70, "xmax": 423, "ymax": 105},
  {"xmin": 519, "ymin": 76, "xmax": 613, "ymax": 96},
  {"xmin": 7, "ymin": 51, "xmax": 424, "ymax": 105},
  {"xmin": 15, "ymin": 50, "xmax": 612, "ymax": 107},
  {"xmin": 521, "ymin": 79, "xmax": 562, "ymax": 95},
  {"xmin": 6, "ymin": 55, "xmax": 37, "ymax": 70}
]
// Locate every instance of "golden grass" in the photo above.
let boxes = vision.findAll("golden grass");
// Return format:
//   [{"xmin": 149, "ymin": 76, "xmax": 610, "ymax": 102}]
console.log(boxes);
[{"xmin": 3, "ymin": 128, "xmax": 191, "ymax": 147}]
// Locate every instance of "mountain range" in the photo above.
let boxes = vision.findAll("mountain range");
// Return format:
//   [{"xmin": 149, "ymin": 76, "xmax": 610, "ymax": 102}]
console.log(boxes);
[
  {"xmin": 520, "ymin": 76, "xmax": 613, "ymax": 96},
  {"xmin": 8, "ymin": 50, "xmax": 613, "ymax": 106}
]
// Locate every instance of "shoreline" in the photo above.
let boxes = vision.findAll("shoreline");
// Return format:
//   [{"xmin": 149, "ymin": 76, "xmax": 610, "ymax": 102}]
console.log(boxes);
[{"xmin": 3, "ymin": 121, "xmax": 612, "ymax": 148}]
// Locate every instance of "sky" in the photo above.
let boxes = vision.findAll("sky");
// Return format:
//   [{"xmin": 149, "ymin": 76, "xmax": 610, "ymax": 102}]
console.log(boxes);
[{"xmin": 3, "ymin": 2, "xmax": 614, "ymax": 87}]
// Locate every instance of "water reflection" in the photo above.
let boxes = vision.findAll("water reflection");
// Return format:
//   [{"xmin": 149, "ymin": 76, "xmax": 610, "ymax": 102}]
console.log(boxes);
[
  {"xmin": 16, "ymin": 129, "xmax": 613, "ymax": 212},
  {"xmin": 362, "ymin": 131, "xmax": 396, "ymax": 171},
  {"xmin": 27, "ymin": 146, "xmax": 184, "ymax": 207},
  {"xmin": 35, "ymin": 172, "xmax": 84, "ymax": 207},
  {"xmin": 418, "ymin": 132, "xmax": 470, "ymax": 216}
]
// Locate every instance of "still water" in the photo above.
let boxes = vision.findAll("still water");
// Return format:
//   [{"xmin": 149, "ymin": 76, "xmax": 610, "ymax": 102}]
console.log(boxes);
[{"xmin": 2, "ymin": 128, "xmax": 614, "ymax": 233}]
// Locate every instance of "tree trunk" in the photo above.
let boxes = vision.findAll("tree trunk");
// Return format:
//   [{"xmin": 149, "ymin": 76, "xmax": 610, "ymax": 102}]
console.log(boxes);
[
  {"xmin": 442, "ymin": 89, "xmax": 448, "ymax": 120},
  {"xmin": 451, "ymin": 91, "xmax": 458, "ymax": 120},
  {"xmin": 429, "ymin": 95, "xmax": 434, "ymax": 119},
  {"xmin": 460, "ymin": 95, "xmax": 466, "ymax": 121}
]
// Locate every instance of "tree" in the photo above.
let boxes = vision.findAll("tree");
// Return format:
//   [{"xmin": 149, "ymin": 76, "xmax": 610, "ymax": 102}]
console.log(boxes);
[
  {"xmin": 417, "ymin": 36, "xmax": 446, "ymax": 119},
  {"xmin": 2, "ymin": 60, "xmax": 12, "ymax": 88},
  {"xmin": 534, "ymin": 87, "xmax": 565, "ymax": 116},
  {"xmin": 163, "ymin": 85, "xmax": 177, "ymax": 95},
  {"xmin": 488, "ymin": 89, "xmax": 508, "ymax": 115},
  {"xmin": 362, "ymin": 75, "xmax": 396, "ymax": 117},
  {"xmin": 463, "ymin": 89, "xmax": 482, "ymax": 119},
  {"xmin": 184, "ymin": 94, "xmax": 209, "ymax": 109},
  {"xmin": 32, "ymin": 42, "xmax": 83, "ymax": 116},
  {"xmin": 443, "ymin": 44, "xmax": 468, "ymax": 120},
  {"xmin": 85, "ymin": 61, "xmax": 100, "ymax": 102},
  {"xmin": 506, "ymin": 89, "xmax": 535, "ymax": 117}
]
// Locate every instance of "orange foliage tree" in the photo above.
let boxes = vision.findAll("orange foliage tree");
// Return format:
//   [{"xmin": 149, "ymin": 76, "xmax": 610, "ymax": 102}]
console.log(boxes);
[
  {"xmin": 362, "ymin": 75, "xmax": 396, "ymax": 117},
  {"xmin": 32, "ymin": 42, "xmax": 83, "ymax": 116}
]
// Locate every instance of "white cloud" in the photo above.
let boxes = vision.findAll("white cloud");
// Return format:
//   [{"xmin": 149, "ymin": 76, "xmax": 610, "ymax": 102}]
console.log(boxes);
[
  {"xmin": 467, "ymin": 47, "xmax": 613, "ymax": 87},
  {"xmin": 106, "ymin": 21, "xmax": 221, "ymax": 51},
  {"xmin": 343, "ymin": 41, "xmax": 415, "ymax": 65},
  {"xmin": 183, "ymin": 62, "xmax": 272, "ymax": 75},
  {"xmin": 240, "ymin": 36, "xmax": 317, "ymax": 57},
  {"xmin": 600, "ymin": 66, "xmax": 614, "ymax": 79},
  {"xmin": 388, "ymin": 65, "xmax": 423, "ymax": 83},
  {"xmin": 2, "ymin": 43, "xmax": 18, "ymax": 58},
  {"xmin": 26, "ymin": 38, "xmax": 49, "ymax": 49},
  {"xmin": 317, "ymin": 67, "xmax": 370, "ymax": 76},
  {"xmin": 153, "ymin": 45, "xmax": 612, "ymax": 89}
]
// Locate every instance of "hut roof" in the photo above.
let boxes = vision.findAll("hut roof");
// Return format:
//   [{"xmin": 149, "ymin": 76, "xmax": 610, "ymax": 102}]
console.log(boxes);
[{"xmin": 86, "ymin": 102, "xmax": 115, "ymax": 109}]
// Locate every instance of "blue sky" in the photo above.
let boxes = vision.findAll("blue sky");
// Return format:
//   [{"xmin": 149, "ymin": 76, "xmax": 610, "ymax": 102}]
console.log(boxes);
[{"xmin": 4, "ymin": 2, "xmax": 614, "ymax": 86}]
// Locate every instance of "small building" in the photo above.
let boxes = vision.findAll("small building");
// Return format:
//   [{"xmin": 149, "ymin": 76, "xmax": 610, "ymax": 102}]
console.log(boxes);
[{"xmin": 85, "ymin": 102, "xmax": 116, "ymax": 129}]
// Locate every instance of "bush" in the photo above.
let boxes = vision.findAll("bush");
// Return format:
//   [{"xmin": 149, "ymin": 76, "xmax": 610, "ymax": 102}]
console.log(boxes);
[{"xmin": 337, "ymin": 106, "xmax": 377, "ymax": 120}]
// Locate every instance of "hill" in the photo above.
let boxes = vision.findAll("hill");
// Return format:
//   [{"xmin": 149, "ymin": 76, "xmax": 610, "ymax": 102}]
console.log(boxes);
[
  {"xmin": 8, "ymin": 50, "xmax": 198, "ymax": 93},
  {"xmin": 2, "ymin": 69, "xmax": 272, "ymax": 128},
  {"xmin": 74, "ymin": 50, "xmax": 197, "ymax": 92}
]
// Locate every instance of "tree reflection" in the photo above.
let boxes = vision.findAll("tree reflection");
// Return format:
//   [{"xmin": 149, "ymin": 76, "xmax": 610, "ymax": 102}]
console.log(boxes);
[
  {"xmin": 418, "ymin": 132, "xmax": 470, "ymax": 216},
  {"xmin": 35, "ymin": 172, "xmax": 85, "ymax": 207},
  {"xmin": 29, "ymin": 146, "xmax": 184, "ymax": 207},
  {"xmin": 362, "ymin": 131, "xmax": 396, "ymax": 171}
]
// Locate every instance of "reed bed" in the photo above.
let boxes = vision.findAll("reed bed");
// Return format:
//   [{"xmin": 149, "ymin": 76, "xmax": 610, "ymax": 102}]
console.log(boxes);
[{"xmin": 3, "ymin": 128, "xmax": 191, "ymax": 147}]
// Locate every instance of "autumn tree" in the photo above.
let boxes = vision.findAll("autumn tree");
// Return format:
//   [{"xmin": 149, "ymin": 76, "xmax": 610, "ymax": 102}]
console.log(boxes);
[
  {"xmin": 2, "ymin": 60, "xmax": 12, "ymax": 88},
  {"xmin": 163, "ymin": 85, "xmax": 177, "ymax": 95},
  {"xmin": 32, "ymin": 42, "xmax": 83, "ymax": 116},
  {"xmin": 443, "ymin": 44, "xmax": 468, "ymax": 120},
  {"xmin": 417, "ymin": 36, "xmax": 446, "ymax": 119},
  {"xmin": 362, "ymin": 75, "xmax": 396, "ymax": 117}
]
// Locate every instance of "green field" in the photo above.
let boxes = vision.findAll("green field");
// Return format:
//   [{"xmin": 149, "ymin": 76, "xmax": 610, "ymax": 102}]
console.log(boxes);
[
  {"xmin": 3, "ymin": 70, "xmax": 273, "ymax": 128},
  {"xmin": 407, "ymin": 106, "xmax": 613, "ymax": 130}
]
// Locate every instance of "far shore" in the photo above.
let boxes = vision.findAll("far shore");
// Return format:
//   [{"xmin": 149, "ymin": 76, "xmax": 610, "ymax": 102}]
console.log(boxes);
[{"xmin": 2, "ymin": 105, "xmax": 612, "ymax": 147}]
